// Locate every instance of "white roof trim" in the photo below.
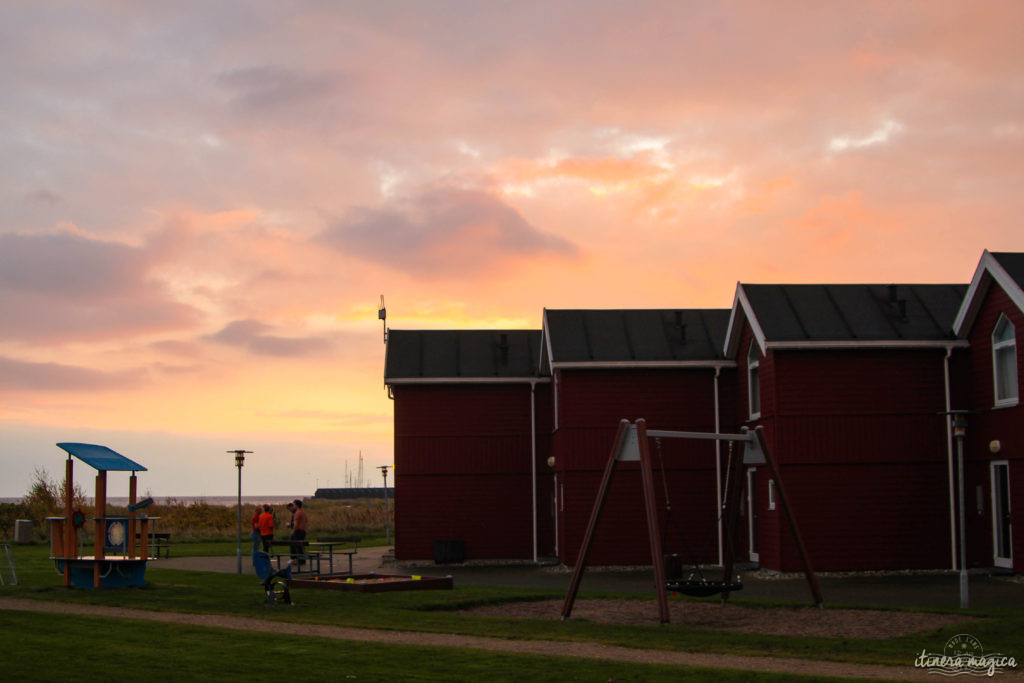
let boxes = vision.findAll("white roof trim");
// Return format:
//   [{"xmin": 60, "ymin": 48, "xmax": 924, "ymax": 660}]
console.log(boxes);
[
  {"xmin": 953, "ymin": 250, "xmax": 1024, "ymax": 336},
  {"xmin": 552, "ymin": 361, "xmax": 736, "ymax": 369},
  {"xmin": 386, "ymin": 377, "xmax": 550, "ymax": 385},
  {"xmin": 724, "ymin": 284, "xmax": 767, "ymax": 357},
  {"xmin": 766, "ymin": 340, "xmax": 968, "ymax": 351},
  {"xmin": 540, "ymin": 307, "xmax": 554, "ymax": 375}
]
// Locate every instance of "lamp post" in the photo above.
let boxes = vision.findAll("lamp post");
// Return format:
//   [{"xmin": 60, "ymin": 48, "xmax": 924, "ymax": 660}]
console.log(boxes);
[
  {"xmin": 228, "ymin": 450, "xmax": 252, "ymax": 574},
  {"xmin": 377, "ymin": 465, "xmax": 391, "ymax": 546},
  {"xmin": 950, "ymin": 413, "xmax": 969, "ymax": 609}
]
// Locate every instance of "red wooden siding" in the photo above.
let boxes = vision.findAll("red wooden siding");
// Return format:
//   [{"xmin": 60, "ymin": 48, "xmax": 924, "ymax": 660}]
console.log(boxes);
[
  {"xmin": 759, "ymin": 462, "xmax": 951, "ymax": 571},
  {"xmin": 732, "ymin": 319, "xmax": 955, "ymax": 571},
  {"xmin": 392, "ymin": 383, "xmax": 552, "ymax": 561},
  {"xmin": 552, "ymin": 368, "xmax": 722, "ymax": 565}
]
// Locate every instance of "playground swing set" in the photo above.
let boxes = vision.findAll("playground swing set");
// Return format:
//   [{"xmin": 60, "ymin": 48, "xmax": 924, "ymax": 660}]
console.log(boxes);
[
  {"xmin": 48, "ymin": 443, "xmax": 159, "ymax": 589},
  {"xmin": 561, "ymin": 419, "xmax": 824, "ymax": 624}
]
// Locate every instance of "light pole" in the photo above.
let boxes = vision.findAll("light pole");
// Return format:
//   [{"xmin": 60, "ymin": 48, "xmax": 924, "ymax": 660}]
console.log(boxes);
[
  {"xmin": 950, "ymin": 413, "xmax": 969, "ymax": 609},
  {"xmin": 377, "ymin": 465, "xmax": 391, "ymax": 546},
  {"xmin": 228, "ymin": 450, "xmax": 252, "ymax": 574}
]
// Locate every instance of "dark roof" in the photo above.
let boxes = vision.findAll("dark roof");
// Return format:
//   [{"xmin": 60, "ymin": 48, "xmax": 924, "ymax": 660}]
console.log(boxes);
[
  {"xmin": 384, "ymin": 329, "xmax": 541, "ymax": 381},
  {"xmin": 544, "ymin": 309, "xmax": 731, "ymax": 364},
  {"xmin": 991, "ymin": 252, "xmax": 1024, "ymax": 292},
  {"xmin": 741, "ymin": 284, "xmax": 967, "ymax": 343},
  {"xmin": 57, "ymin": 443, "xmax": 147, "ymax": 472}
]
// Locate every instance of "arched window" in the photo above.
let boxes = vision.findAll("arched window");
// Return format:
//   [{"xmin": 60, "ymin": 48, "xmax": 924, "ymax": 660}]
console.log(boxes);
[
  {"xmin": 992, "ymin": 314, "xmax": 1018, "ymax": 406},
  {"xmin": 748, "ymin": 340, "xmax": 761, "ymax": 419}
]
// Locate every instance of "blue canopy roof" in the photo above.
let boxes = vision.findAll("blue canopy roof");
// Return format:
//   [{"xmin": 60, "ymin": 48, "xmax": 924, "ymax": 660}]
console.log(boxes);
[{"xmin": 56, "ymin": 443, "xmax": 147, "ymax": 472}]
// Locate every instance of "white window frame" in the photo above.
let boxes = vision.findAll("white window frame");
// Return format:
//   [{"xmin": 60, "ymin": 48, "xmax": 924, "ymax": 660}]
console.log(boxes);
[
  {"xmin": 747, "ymin": 341, "xmax": 761, "ymax": 419},
  {"xmin": 992, "ymin": 314, "xmax": 1019, "ymax": 408},
  {"xmin": 990, "ymin": 461, "xmax": 1013, "ymax": 569},
  {"xmin": 767, "ymin": 479, "xmax": 776, "ymax": 511}
]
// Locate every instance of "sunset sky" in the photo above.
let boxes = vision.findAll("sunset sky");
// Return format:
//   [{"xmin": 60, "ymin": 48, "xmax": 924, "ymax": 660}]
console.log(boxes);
[{"xmin": 2, "ymin": 1, "xmax": 1022, "ymax": 498}]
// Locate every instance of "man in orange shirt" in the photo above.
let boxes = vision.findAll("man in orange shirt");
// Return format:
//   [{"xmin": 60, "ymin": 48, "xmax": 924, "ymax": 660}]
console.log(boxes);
[{"xmin": 258, "ymin": 504, "xmax": 275, "ymax": 552}]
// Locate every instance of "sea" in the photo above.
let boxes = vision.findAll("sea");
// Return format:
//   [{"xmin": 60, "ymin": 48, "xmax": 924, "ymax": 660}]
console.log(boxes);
[{"xmin": 0, "ymin": 495, "xmax": 307, "ymax": 507}]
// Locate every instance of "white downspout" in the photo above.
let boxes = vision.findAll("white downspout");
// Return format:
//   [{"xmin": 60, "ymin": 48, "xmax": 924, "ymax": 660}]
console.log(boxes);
[
  {"xmin": 530, "ymin": 380, "xmax": 538, "ymax": 564},
  {"xmin": 944, "ymin": 346, "xmax": 957, "ymax": 570},
  {"xmin": 714, "ymin": 366, "xmax": 723, "ymax": 566}
]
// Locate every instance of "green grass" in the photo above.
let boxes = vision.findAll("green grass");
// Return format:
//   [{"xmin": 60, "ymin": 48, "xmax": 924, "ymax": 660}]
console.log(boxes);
[
  {"xmin": 0, "ymin": 610, "xmax": 836, "ymax": 682},
  {"xmin": 2, "ymin": 543, "xmax": 1021, "ymax": 677}
]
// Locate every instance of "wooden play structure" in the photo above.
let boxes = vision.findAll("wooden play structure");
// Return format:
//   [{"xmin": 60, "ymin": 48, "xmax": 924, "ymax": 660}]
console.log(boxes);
[
  {"xmin": 48, "ymin": 443, "xmax": 157, "ymax": 589},
  {"xmin": 562, "ymin": 419, "xmax": 823, "ymax": 624}
]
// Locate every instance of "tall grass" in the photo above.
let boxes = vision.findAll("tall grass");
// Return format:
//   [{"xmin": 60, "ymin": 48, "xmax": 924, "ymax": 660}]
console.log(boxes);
[{"xmin": 0, "ymin": 471, "xmax": 392, "ymax": 543}]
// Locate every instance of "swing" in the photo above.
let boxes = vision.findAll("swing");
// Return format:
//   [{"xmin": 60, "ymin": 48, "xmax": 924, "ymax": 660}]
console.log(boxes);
[{"xmin": 655, "ymin": 437, "xmax": 742, "ymax": 598}]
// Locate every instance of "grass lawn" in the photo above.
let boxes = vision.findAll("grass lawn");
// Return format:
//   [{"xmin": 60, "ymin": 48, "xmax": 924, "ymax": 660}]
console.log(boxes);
[{"xmin": 2, "ymin": 542, "xmax": 1021, "ymax": 680}]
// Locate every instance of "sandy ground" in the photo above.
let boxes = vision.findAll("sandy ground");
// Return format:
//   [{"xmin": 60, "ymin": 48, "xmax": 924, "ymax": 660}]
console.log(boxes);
[{"xmin": 467, "ymin": 598, "xmax": 973, "ymax": 638}]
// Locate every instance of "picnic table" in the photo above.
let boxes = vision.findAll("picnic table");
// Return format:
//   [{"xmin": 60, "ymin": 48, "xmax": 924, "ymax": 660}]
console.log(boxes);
[
  {"xmin": 310, "ymin": 537, "xmax": 361, "ymax": 575},
  {"xmin": 268, "ymin": 536, "xmax": 362, "ymax": 576},
  {"xmin": 269, "ymin": 540, "xmax": 319, "ymax": 575}
]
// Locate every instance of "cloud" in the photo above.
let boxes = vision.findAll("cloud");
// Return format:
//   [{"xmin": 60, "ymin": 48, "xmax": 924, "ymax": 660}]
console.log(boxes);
[
  {"xmin": 0, "ymin": 231, "xmax": 201, "ymax": 343},
  {"xmin": 828, "ymin": 120, "xmax": 904, "ymax": 153},
  {"xmin": 216, "ymin": 65, "xmax": 353, "ymax": 112},
  {"xmin": 205, "ymin": 319, "xmax": 334, "ymax": 357},
  {"xmin": 320, "ymin": 186, "xmax": 578, "ymax": 275},
  {"xmin": 24, "ymin": 188, "xmax": 62, "ymax": 206},
  {"xmin": 0, "ymin": 356, "xmax": 144, "ymax": 392}
]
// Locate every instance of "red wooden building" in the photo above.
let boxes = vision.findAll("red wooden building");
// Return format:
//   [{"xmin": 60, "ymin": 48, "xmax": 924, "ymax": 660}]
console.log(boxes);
[
  {"xmin": 384, "ymin": 329, "xmax": 553, "ymax": 562},
  {"xmin": 540, "ymin": 309, "xmax": 734, "ymax": 567},
  {"xmin": 723, "ymin": 283, "xmax": 967, "ymax": 571},
  {"xmin": 383, "ymin": 250, "xmax": 1023, "ymax": 573},
  {"xmin": 953, "ymin": 251, "xmax": 1024, "ymax": 572}
]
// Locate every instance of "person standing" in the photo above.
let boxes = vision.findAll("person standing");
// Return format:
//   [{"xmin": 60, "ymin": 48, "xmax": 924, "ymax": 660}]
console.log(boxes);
[
  {"xmin": 258, "ymin": 504, "xmax": 275, "ymax": 553},
  {"xmin": 250, "ymin": 505, "xmax": 262, "ymax": 550},
  {"xmin": 290, "ymin": 499, "xmax": 308, "ymax": 564}
]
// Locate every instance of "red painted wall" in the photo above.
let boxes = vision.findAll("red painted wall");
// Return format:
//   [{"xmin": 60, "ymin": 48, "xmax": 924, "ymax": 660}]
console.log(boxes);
[
  {"xmin": 552, "ymin": 368, "xmax": 722, "ymax": 566},
  {"xmin": 392, "ymin": 383, "xmax": 552, "ymax": 561},
  {"xmin": 733, "ymin": 320, "xmax": 955, "ymax": 571}
]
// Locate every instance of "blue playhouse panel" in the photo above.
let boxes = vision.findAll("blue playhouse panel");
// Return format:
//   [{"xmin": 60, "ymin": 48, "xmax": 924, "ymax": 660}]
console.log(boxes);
[
  {"xmin": 56, "ymin": 443, "xmax": 147, "ymax": 472},
  {"xmin": 56, "ymin": 559, "xmax": 148, "ymax": 589}
]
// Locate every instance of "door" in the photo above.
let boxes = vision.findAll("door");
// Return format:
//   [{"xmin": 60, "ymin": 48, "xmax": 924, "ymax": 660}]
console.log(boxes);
[
  {"xmin": 991, "ymin": 461, "xmax": 1013, "ymax": 569},
  {"xmin": 747, "ymin": 467, "xmax": 759, "ymax": 562}
]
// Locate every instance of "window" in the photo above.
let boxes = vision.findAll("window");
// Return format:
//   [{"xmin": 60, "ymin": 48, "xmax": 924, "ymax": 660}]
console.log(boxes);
[
  {"xmin": 992, "ymin": 314, "xmax": 1018, "ymax": 406},
  {"xmin": 767, "ymin": 479, "xmax": 776, "ymax": 511},
  {"xmin": 748, "ymin": 341, "xmax": 761, "ymax": 418}
]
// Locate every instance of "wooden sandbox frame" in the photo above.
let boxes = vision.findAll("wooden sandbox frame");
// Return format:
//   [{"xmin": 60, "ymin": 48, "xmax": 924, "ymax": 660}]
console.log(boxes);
[{"xmin": 288, "ymin": 572, "xmax": 453, "ymax": 593}]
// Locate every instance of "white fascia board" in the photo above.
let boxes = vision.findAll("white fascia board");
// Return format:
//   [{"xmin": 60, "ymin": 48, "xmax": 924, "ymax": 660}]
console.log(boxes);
[
  {"xmin": 551, "ymin": 361, "xmax": 736, "ymax": 369},
  {"xmin": 539, "ymin": 307, "xmax": 554, "ymax": 376},
  {"xmin": 766, "ymin": 340, "xmax": 969, "ymax": 351},
  {"xmin": 722, "ymin": 283, "xmax": 744, "ymax": 358},
  {"xmin": 724, "ymin": 284, "xmax": 767, "ymax": 357},
  {"xmin": 954, "ymin": 250, "xmax": 1024, "ymax": 337},
  {"xmin": 953, "ymin": 250, "xmax": 994, "ymax": 337},
  {"xmin": 386, "ymin": 377, "xmax": 550, "ymax": 385}
]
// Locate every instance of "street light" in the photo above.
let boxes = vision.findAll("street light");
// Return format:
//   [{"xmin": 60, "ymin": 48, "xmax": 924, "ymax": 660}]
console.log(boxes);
[
  {"xmin": 228, "ymin": 450, "xmax": 252, "ymax": 574},
  {"xmin": 950, "ymin": 412, "xmax": 969, "ymax": 609},
  {"xmin": 377, "ymin": 465, "xmax": 391, "ymax": 546}
]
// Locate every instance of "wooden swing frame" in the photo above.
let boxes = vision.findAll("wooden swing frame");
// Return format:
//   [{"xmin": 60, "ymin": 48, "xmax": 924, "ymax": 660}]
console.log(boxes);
[{"xmin": 561, "ymin": 419, "xmax": 823, "ymax": 624}]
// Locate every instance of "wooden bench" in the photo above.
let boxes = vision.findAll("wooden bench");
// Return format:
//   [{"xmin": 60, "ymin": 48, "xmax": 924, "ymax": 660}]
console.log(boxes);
[
  {"xmin": 312, "ymin": 536, "xmax": 361, "ymax": 575},
  {"xmin": 138, "ymin": 532, "xmax": 171, "ymax": 559}
]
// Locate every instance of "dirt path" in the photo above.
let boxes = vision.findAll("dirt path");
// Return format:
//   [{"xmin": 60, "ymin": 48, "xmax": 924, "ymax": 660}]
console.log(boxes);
[{"xmin": 0, "ymin": 597, "xmax": 968, "ymax": 680}]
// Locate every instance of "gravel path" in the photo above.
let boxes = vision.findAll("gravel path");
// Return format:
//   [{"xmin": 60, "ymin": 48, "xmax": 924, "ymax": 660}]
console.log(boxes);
[{"xmin": 0, "ymin": 597, "xmax": 974, "ymax": 680}]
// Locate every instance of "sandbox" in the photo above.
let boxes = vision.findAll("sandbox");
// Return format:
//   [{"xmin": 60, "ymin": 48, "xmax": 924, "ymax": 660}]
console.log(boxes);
[{"xmin": 288, "ymin": 572, "xmax": 453, "ymax": 593}]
